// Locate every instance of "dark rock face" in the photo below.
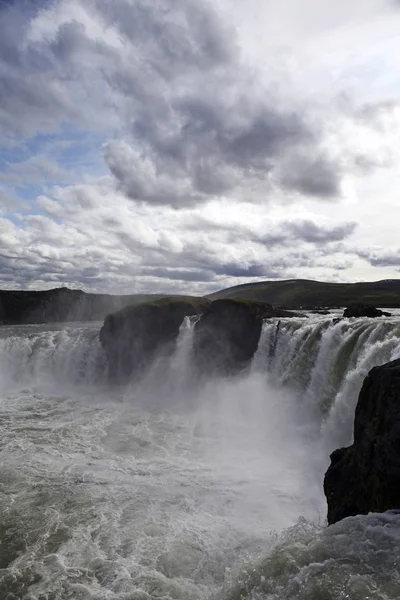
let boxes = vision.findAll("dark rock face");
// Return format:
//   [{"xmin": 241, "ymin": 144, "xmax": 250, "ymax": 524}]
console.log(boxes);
[
  {"xmin": 100, "ymin": 297, "xmax": 210, "ymax": 382},
  {"xmin": 193, "ymin": 299, "xmax": 293, "ymax": 376},
  {"xmin": 324, "ymin": 359, "xmax": 400, "ymax": 525},
  {"xmin": 343, "ymin": 303, "xmax": 392, "ymax": 318}
]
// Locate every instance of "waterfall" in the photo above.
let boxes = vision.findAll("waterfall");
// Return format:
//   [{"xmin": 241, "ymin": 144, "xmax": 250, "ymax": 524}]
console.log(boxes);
[
  {"xmin": 0, "ymin": 323, "xmax": 106, "ymax": 390},
  {"xmin": 1, "ymin": 315, "xmax": 399, "ymax": 412},
  {"xmin": 256, "ymin": 315, "xmax": 400, "ymax": 447}
]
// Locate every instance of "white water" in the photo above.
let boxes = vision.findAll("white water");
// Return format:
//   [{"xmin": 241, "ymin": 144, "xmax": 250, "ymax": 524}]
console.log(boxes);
[
  {"xmin": 258, "ymin": 313, "xmax": 400, "ymax": 448},
  {"xmin": 0, "ymin": 314, "xmax": 400, "ymax": 599}
]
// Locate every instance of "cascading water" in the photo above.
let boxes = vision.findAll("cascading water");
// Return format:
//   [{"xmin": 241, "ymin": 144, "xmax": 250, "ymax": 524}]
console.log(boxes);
[
  {"xmin": 258, "ymin": 314, "xmax": 400, "ymax": 448},
  {"xmin": 0, "ymin": 322, "xmax": 106, "ymax": 391},
  {"xmin": 0, "ymin": 313, "xmax": 400, "ymax": 599}
]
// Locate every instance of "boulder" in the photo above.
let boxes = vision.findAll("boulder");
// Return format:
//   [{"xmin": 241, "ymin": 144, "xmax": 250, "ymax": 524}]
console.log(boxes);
[
  {"xmin": 100, "ymin": 296, "xmax": 210, "ymax": 382},
  {"xmin": 343, "ymin": 303, "xmax": 391, "ymax": 318},
  {"xmin": 324, "ymin": 359, "xmax": 400, "ymax": 525},
  {"xmin": 193, "ymin": 299, "xmax": 294, "ymax": 376}
]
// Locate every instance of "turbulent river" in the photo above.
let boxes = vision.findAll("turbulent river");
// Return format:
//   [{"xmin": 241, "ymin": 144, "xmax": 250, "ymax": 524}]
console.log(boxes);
[{"xmin": 1, "ymin": 313, "xmax": 400, "ymax": 600}]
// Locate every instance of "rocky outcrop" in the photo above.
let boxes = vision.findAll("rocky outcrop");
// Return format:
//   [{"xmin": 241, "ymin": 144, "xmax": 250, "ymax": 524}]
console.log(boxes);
[
  {"xmin": 100, "ymin": 297, "xmax": 210, "ymax": 381},
  {"xmin": 343, "ymin": 303, "xmax": 391, "ymax": 318},
  {"xmin": 193, "ymin": 299, "xmax": 295, "ymax": 376},
  {"xmin": 324, "ymin": 359, "xmax": 400, "ymax": 525}
]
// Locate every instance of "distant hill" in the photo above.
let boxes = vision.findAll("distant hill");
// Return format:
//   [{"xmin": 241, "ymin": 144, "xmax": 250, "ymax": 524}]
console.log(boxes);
[
  {"xmin": 0, "ymin": 288, "xmax": 168, "ymax": 325},
  {"xmin": 2, "ymin": 279, "xmax": 400, "ymax": 325},
  {"xmin": 207, "ymin": 279, "xmax": 400, "ymax": 309}
]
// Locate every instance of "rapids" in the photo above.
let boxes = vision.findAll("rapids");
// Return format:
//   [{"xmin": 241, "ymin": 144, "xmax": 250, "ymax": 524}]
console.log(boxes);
[{"xmin": 0, "ymin": 313, "xmax": 400, "ymax": 599}]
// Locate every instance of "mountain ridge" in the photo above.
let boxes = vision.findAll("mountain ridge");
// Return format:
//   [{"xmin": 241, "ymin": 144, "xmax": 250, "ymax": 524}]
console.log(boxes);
[
  {"xmin": 1, "ymin": 278, "xmax": 400, "ymax": 324},
  {"xmin": 206, "ymin": 278, "xmax": 400, "ymax": 308}
]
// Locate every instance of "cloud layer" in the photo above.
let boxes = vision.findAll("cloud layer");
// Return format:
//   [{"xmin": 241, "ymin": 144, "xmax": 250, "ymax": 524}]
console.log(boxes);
[{"xmin": 1, "ymin": 0, "xmax": 400, "ymax": 292}]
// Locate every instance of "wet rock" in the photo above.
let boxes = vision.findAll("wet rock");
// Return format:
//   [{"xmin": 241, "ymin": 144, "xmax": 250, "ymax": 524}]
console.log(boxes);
[
  {"xmin": 100, "ymin": 297, "xmax": 210, "ymax": 382},
  {"xmin": 324, "ymin": 359, "xmax": 400, "ymax": 524},
  {"xmin": 343, "ymin": 303, "xmax": 391, "ymax": 318},
  {"xmin": 193, "ymin": 299, "xmax": 294, "ymax": 376}
]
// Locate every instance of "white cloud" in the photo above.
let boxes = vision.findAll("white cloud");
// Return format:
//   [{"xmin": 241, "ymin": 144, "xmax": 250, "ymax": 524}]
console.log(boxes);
[{"xmin": 1, "ymin": 0, "xmax": 400, "ymax": 291}]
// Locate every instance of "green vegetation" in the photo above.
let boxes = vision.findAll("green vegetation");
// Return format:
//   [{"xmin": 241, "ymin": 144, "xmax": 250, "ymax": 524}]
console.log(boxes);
[
  {"xmin": 207, "ymin": 297, "xmax": 296, "ymax": 318},
  {"xmin": 116, "ymin": 295, "xmax": 210, "ymax": 316},
  {"xmin": 207, "ymin": 279, "xmax": 400, "ymax": 309}
]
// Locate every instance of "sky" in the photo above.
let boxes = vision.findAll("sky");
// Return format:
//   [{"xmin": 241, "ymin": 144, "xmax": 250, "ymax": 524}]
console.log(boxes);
[{"xmin": 1, "ymin": 0, "xmax": 400, "ymax": 295}]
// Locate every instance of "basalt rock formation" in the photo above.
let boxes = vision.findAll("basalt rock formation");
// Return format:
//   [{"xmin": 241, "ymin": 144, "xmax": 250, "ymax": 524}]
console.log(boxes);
[
  {"xmin": 100, "ymin": 297, "xmax": 296, "ymax": 381},
  {"xmin": 343, "ymin": 303, "xmax": 392, "ymax": 318},
  {"xmin": 324, "ymin": 358, "xmax": 400, "ymax": 525},
  {"xmin": 193, "ymin": 299, "xmax": 296, "ymax": 376},
  {"xmin": 100, "ymin": 296, "xmax": 210, "ymax": 381}
]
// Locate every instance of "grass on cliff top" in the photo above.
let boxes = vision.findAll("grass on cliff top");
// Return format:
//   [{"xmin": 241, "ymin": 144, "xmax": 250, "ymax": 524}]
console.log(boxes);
[
  {"xmin": 210, "ymin": 297, "xmax": 297, "ymax": 318},
  {"xmin": 112, "ymin": 296, "xmax": 296, "ymax": 320},
  {"xmin": 115, "ymin": 295, "xmax": 211, "ymax": 316}
]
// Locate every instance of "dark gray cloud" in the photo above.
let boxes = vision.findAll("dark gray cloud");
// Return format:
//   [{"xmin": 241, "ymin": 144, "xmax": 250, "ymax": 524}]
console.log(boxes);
[
  {"xmin": 139, "ymin": 267, "xmax": 215, "ymax": 283},
  {"xmin": 213, "ymin": 264, "xmax": 282, "ymax": 278},
  {"xmin": 43, "ymin": 0, "xmax": 346, "ymax": 205},
  {"xmin": 1, "ymin": 0, "xmax": 397, "ymax": 208},
  {"xmin": 283, "ymin": 220, "xmax": 357, "ymax": 244},
  {"xmin": 98, "ymin": 5, "xmax": 324, "ymax": 209},
  {"xmin": 235, "ymin": 220, "xmax": 357, "ymax": 250},
  {"xmin": 95, "ymin": 0, "xmax": 236, "ymax": 71},
  {"xmin": 184, "ymin": 214, "xmax": 357, "ymax": 248},
  {"xmin": 0, "ymin": 4, "xmax": 76, "ymax": 142},
  {"xmin": 278, "ymin": 155, "xmax": 341, "ymax": 198},
  {"xmin": 95, "ymin": 0, "xmax": 395, "ymax": 207},
  {"xmin": 357, "ymin": 249, "xmax": 400, "ymax": 267}
]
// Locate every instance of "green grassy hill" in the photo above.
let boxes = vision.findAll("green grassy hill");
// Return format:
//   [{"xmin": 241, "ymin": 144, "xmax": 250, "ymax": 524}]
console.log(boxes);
[{"xmin": 207, "ymin": 279, "xmax": 400, "ymax": 309}]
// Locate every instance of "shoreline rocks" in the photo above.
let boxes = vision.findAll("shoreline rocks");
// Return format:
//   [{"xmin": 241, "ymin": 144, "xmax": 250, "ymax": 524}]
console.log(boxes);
[
  {"xmin": 343, "ymin": 303, "xmax": 392, "ymax": 318},
  {"xmin": 324, "ymin": 359, "xmax": 400, "ymax": 525}
]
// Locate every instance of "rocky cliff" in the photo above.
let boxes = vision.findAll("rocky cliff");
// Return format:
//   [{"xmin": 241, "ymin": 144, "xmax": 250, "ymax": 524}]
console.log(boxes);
[
  {"xmin": 100, "ymin": 297, "xmax": 210, "ymax": 381},
  {"xmin": 324, "ymin": 358, "xmax": 400, "ymax": 524},
  {"xmin": 193, "ymin": 299, "xmax": 295, "ymax": 376},
  {"xmin": 100, "ymin": 297, "xmax": 296, "ymax": 382}
]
